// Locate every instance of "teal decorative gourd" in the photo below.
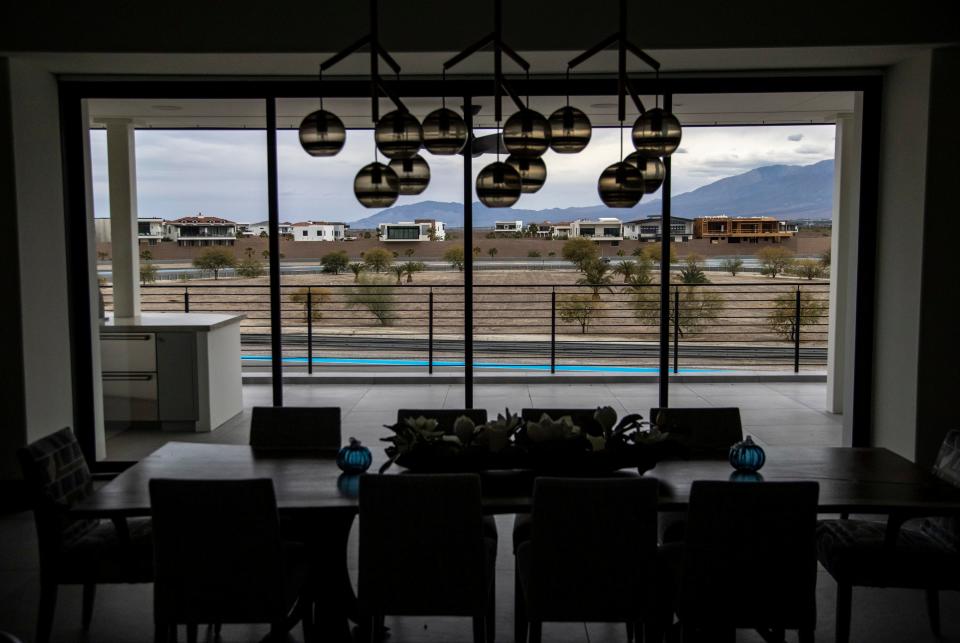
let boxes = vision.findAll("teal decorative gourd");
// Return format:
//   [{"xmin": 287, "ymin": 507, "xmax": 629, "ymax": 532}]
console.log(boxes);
[
  {"xmin": 337, "ymin": 437, "xmax": 373, "ymax": 474},
  {"xmin": 729, "ymin": 435, "xmax": 766, "ymax": 472}
]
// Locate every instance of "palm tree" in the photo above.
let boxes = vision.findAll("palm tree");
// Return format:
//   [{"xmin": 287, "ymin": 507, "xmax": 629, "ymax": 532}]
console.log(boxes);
[
  {"xmin": 402, "ymin": 261, "xmax": 424, "ymax": 283},
  {"xmin": 391, "ymin": 264, "xmax": 405, "ymax": 285},
  {"xmin": 348, "ymin": 262, "xmax": 366, "ymax": 282},
  {"xmin": 613, "ymin": 260, "xmax": 638, "ymax": 283},
  {"xmin": 576, "ymin": 259, "xmax": 616, "ymax": 300}
]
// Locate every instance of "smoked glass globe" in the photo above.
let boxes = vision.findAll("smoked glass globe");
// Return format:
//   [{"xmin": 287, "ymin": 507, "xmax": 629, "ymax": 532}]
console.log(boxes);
[
  {"xmin": 374, "ymin": 110, "xmax": 423, "ymax": 159},
  {"xmin": 597, "ymin": 161, "xmax": 645, "ymax": 208},
  {"xmin": 503, "ymin": 109, "xmax": 551, "ymax": 158},
  {"xmin": 389, "ymin": 154, "xmax": 431, "ymax": 195},
  {"xmin": 476, "ymin": 161, "xmax": 522, "ymax": 208},
  {"xmin": 506, "ymin": 155, "xmax": 547, "ymax": 193},
  {"xmin": 354, "ymin": 162, "xmax": 400, "ymax": 208},
  {"xmin": 625, "ymin": 152, "xmax": 666, "ymax": 194},
  {"xmin": 422, "ymin": 107, "xmax": 469, "ymax": 155},
  {"xmin": 548, "ymin": 106, "xmax": 591, "ymax": 153},
  {"xmin": 631, "ymin": 108, "xmax": 682, "ymax": 157},
  {"xmin": 298, "ymin": 109, "xmax": 346, "ymax": 156}
]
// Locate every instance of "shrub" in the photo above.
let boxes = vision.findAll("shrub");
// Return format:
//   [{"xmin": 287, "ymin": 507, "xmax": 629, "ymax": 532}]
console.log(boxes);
[
  {"xmin": 757, "ymin": 246, "xmax": 794, "ymax": 278},
  {"xmin": 630, "ymin": 286, "xmax": 725, "ymax": 337},
  {"xmin": 528, "ymin": 250, "xmax": 542, "ymax": 258},
  {"xmin": 720, "ymin": 257, "xmax": 744, "ymax": 276},
  {"xmin": 348, "ymin": 275, "xmax": 396, "ymax": 326},
  {"xmin": 443, "ymin": 246, "xmax": 465, "ymax": 271},
  {"xmin": 140, "ymin": 263, "xmax": 157, "ymax": 284},
  {"xmin": 789, "ymin": 258, "xmax": 826, "ymax": 280},
  {"xmin": 236, "ymin": 258, "xmax": 264, "ymax": 278},
  {"xmin": 487, "ymin": 247, "xmax": 498, "ymax": 259},
  {"xmin": 192, "ymin": 248, "xmax": 236, "ymax": 280},
  {"xmin": 363, "ymin": 247, "xmax": 393, "ymax": 273},
  {"xmin": 321, "ymin": 250, "xmax": 350, "ymax": 274}
]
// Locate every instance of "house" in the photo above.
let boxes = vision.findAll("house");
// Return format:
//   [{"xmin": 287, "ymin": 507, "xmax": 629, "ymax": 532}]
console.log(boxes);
[
  {"xmin": 624, "ymin": 215, "xmax": 694, "ymax": 242},
  {"xmin": 291, "ymin": 220, "xmax": 348, "ymax": 241},
  {"xmin": 568, "ymin": 217, "xmax": 623, "ymax": 241},
  {"xmin": 529, "ymin": 222, "xmax": 554, "ymax": 238},
  {"xmin": 693, "ymin": 215, "xmax": 797, "ymax": 244},
  {"xmin": 163, "ymin": 215, "xmax": 238, "ymax": 247},
  {"xmin": 549, "ymin": 223, "xmax": 572, "ymax": 239},
  {"xmin": 94, "ymin": 217, "xmax": 164, "ymax": 245},
  {"xmin": 493, "ymin": 220, "xmax": 523, "ymax": 235},
  {"xmin": 244, "ymin": 221, "xmax": 294, "ymax": 237},
  {"xmin": 378, "ymin": 219, "xmax": 446, "ymax": 241}
]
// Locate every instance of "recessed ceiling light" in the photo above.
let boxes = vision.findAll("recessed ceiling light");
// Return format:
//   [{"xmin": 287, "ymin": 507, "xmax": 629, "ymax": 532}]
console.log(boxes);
[{"xmin": 152, "ymin": 105, "xmax": 183, "ymax": 111}]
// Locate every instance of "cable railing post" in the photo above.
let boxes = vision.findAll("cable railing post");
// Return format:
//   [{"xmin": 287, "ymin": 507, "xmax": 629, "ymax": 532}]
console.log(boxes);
[
  {"xmin": 183, "ymin": 286, "xmax": 189, "ymax": 313},
  {"xmin": 550, "ymin": 287, "xmax": 557, "ymax": 374},
  {"xmin": 794, "ymin": 285, "xmax": 801, "ymax": 373},
  {"xmin": 428, "ymin": 287, "xmax": 434, "ymax": 375},
  {"xmin": 673, "ymin": 284, "xmax": 679, "ymax": 374},
  {"xmin": 306, "ymin": 287, "xmax": 313, "ymax": 375}
]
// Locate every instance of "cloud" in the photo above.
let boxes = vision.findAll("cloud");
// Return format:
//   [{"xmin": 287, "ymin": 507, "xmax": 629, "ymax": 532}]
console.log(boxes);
[
  {"xmin": 674, "ymin": 147, "xmax": 689, "ymax": 154},
  {"xmin": 787, "ymin": 133, "xmax": 804, "ymax": 142},
  {"xmin": 796, "ymin": 144, "xmax": 829, "ymax": 155}
]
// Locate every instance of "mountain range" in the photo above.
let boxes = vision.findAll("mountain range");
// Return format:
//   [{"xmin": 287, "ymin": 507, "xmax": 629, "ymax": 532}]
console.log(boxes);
[{"xmin": 348, "ymin": 159, "xmax": 834, "ymax": 228}]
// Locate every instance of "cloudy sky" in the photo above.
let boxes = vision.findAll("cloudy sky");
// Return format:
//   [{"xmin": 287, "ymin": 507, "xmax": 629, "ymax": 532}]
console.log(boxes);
[{"xmin": 91, "ymin": 124, "xmax": 835, "ymax": 223}]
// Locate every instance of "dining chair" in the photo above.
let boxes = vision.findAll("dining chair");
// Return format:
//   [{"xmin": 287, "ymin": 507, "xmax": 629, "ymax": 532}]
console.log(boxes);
[
  {"xmin": 663, "ymin": 480, "xmax": 819, "ymax": 642},
  {"xmin": 250, "ymin": 406, "xmax": 341, "ymax": 454},
  {"xmin": 17, "ymin": 427, "xmax": 153, "ymax": 643},
  {"xmin": 515, "ymin": 477, "xmax": 660, "ymax": 643},
  {"xmin": 149, "ymin": 478, "xmax": 314, "ymax": 643},
  {"xmin": 649, "ymin": 407, "xmax": 743, "ymax": 458},
  {"xmin": 396, "ymin": 408, "xmax": 488, "ymax": 431},
  {"xmin": 358, "ymin": 473, "xmax": 496, "ymax": 643},
  {"xmin": 816, "ymin": 428, "xmax": 960, "ymax": 643}
]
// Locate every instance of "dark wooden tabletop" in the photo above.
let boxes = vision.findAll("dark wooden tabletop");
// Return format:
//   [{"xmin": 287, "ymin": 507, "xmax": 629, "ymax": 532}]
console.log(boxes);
[{"xmin": 72, "ymin": 442, "xmax": 960, "ymax": 518}]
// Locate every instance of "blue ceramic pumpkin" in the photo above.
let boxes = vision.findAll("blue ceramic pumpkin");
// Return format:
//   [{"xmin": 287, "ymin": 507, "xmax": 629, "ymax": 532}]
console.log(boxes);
[
  {"xmin": 729, "ymin": 435, "xmax": 766, "ymax": 472},
  {"xmin": 337, "ymin": 437, "xmax": 373, "ymax": 473}
]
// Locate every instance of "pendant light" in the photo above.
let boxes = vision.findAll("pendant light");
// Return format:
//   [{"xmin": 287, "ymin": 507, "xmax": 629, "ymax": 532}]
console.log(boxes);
[
  {"xmin": 625, "ymin": 151, "xmax": 666, "ymax": 194},
  {"xmin": 298, "ymin": 68, "xmax": 346, "ymax": 157},
  {"xmin": 598, "ymin": 123, "xmax": 645, "ymax": 208},
  {"xmin": 548, "ymin": 68, "xmax": 592, "ymax": 154},
  {"xmin": 502, "ymin": 108, "xmax": 551, "ymax": 158},
  {"xmin": 375, "ymin": 110, "xmax": 424, "ymax": 159},
  {"xmin": 422, "ymin": 71, "xmax": 469, "ymax": 155},
  {"xmin": 632, "ymin": 86, "xmax": 682, "ymax": 158},
  {"xmin": 477, "ymin": 161, "xmax": 522, "ymax": 208},
  {"xmin": 506, "ymin": 155, "xmax": 546, "ymax": 193},
  {"xmin": 389, "ymin": 154, "xmax": 431, "ymax": 195},
  {"xmin": 355, "ymin": 144, "xmax": 400, "ymax": 208}
]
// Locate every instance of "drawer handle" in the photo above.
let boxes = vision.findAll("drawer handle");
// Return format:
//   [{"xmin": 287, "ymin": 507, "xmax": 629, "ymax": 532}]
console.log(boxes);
[
  {"xmin": 102, "ymin": 334, "xmax": 152, "ymax": 341},
  {"xmin": 103, "ymin": 372, "xmax": 155, "ymax": 381}
]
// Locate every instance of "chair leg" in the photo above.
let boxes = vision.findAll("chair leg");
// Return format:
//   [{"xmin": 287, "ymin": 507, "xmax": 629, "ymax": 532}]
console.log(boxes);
[
  {"xmin": 925, "ymin": 589, "xmax": 941, "ymax": 637},
  {"xmin": 835, "ymin": 583, "xmax": 852, "ymax": 643},
  {"xmin": 186, "ymin": 624, "xmax": 198, "ymax": 643},
  {"xmin": 627, "ymin": 622, "xmax": 635, "ymax": 643},
  {"xmin": 798, "ymin": 627, "xmax": 815, "ymax": 643},
  {"xmin": 487, "ymin": 584, "xmax": 496, "ymax": 643},
  {"xmin": 81, "ymin": 582, "xmax": 96, "ymax": 629},
  {"xmin": 36, "ymin": 581, "xmax": 57, "ymax": 643},
  {"xmin": 514, "ymin": 567, "xmax": 526, "ymax": 643},
  {"xmin": 528, "ymin": 622, "xmax": 542, "ymax": 643},
  {"xmin": 473, "ymin": 615, "xmax": 487, "ymax": 643}
]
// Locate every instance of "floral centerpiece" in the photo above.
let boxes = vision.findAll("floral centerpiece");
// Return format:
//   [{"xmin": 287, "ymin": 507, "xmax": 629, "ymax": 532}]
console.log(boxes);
[{"xmin": 379, "ymin": 407, "xmax": 673, "ymax": 474}]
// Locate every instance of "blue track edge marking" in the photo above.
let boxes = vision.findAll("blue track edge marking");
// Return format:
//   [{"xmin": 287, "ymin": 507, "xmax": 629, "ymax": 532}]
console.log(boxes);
[{"xmin": 241, "ymin": 355, "xmax": 726, "ymax": 374}]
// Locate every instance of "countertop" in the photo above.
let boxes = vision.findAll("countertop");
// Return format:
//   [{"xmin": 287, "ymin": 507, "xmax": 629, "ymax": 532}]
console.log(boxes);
[{"xmin": 101, "ymin": 312, "xmax": 246, "ymax": 332}]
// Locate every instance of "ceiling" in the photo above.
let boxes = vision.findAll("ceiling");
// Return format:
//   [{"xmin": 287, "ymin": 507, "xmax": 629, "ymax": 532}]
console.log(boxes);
[{"xmin": 88, "ymin": 91, "xmax": 856, "ymax": 129}]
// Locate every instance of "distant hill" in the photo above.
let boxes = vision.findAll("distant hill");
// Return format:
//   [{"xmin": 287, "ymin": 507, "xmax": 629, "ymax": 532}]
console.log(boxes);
[{"xmin": 347, "ymin": 159, "xmax": 834, "ymax": 228}]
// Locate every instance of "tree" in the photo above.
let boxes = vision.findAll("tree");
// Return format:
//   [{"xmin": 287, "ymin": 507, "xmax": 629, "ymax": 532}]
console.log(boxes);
[
  {"xmin": 443, "ymin": 246, "xmax": 465, "ymax": 271},
  {"xmin": 758, "ymin": 246, "xmax": 794, "ymax": 278},
  {"xmin": 528, "ymin": 250, "xmax": 542, "ymax": 258},
  {"xmin": 363, "ymin": 247, "xmax": 393, "ymax": 273},
  {"xmin": 487, "ymin": 247, "xmax": 498, "ymax": 259},
  {"xmin": 321, "ymin": 250, "xmax": 350, "ymax": 274},
  {"xmin": 562, "ymin": 237, "xmax": 599, "ymax": 270},
  {"xmin": 720, "ymin": 257, "xmax": 744, "ymax": 276},
  {"xmin": 391, "ymin": 264, "xmax": 406, "ymax": 285},
  {"xmin": 427, "ymin": 225, "xmax": 439, "ymax": 241},
  {"xmin": 140, "ymin": 262, "xmax": 157, "ymax": 285},
  {"xmin": 616, "ymin": 249, "xmax": 625, "ymax": 257},
  {"xmin": 558, "ymin": 293, "xmax": 596, "ymax": 334},
  {"xmin": 820, "ymin": 248, "xmax": 832, "ymax": 268},
  {"xmin": 767, "ymin": 289, "xmax": 828, "ymax": 341},
  {"xmin": 236, "ymin": 256, "xmax": 264, "ymax": 277},
  {"xmin": 404, "ymin": 247, "xmax": 416, "ymax": 258},
  {"xmin": 789, "ymin": 258, "xmax": 826, "ymax": 280},
  {"xmin": 348, "ymin": 262, "xmax": 366, "ymax": 282},
  {"xmin": 576, "ymin": 259, "xmax": 616, "ymax": 300},
  {"xmin": 259, "ymin": 231, "xmax": 268, "ymax": 238},
  {"xmin": 192, "ymin": 248, "xmax": 236, "ymax": 280},
  {"xmin": 613, "ymin": 260, "xmax": 638, "ymax": 283},
  {"xmin": 638, "ymin": 243, "xmax": 676, "ymax": 265},
  {"xmin": 289, "ymin": 287, "xmax": 331, "ymax": 320},
  {"xmin": 363, "ymin": 231, "xmax": 372, "ymax": 239},
  {"xmin": 630, "ymin": 286, "xmax": 725, "ymax": 337},
  {"xmin": 473, "ymin": 246, "xmax": 482, "ymax": 258},
  {"xmin": 678, "ymin": 254, "xmax": 710, "ymax": 284},
  {"xmin": 348, "ymin": 274, "xmax": 396, "ymax": 325},
  {"xmin": 527, "ymin": 223, "xmax": 540, "ymax": 236},
  {"xmin": 97, "ymin": 251, "xmax": 109, "ymax": 261},
  {"xmin": 402, "ymin": 261, "xmax": 425, "ymax": 283},
  {"xmin": 139, "ymin": 249, "xmax": 153, "ymax": 261}
]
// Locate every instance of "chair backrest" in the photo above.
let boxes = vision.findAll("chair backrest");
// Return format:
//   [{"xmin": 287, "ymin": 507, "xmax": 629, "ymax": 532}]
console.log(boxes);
[
  {"xmin": 149, "ymin": 478, "xmax": 286, "ymax": 625},
  {"xmin": 921, "ymin": 429, "xmax": 960, "ymax": 549},
  {"xmin": 395, "ymin": 409, "xmax": 488, "ymax": 432},
  {"xmin": 359, "ymin": 473, "xmax": 487, "ymax": 617},
  {"xmin": 680, "ymin": 480, "xmax": 819, "ymax": 631},
  {"xmin": 17, "ymin": 427, "xmax": 99, "ymax": 560},
  {"xmin": 249, "ymin": 406, "xmax": 341, "ymax": 454},
  {"xmin": 521, "ymin": 408, "xmax": 603, "ymax": 435},
  {"xmin": 526, "ymin": 477, "xmax": 659, "ymax": 621},
  {"xmin": 649, "ymin": 407, "xmax": 743, "ymax": 457}
]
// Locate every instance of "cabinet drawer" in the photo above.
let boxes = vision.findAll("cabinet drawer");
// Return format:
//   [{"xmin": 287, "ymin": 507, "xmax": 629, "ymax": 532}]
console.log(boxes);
[
  {"xmin": 101, "ymin": 333, "xmax": 156, "ymax": 372},
  {"xmin": 102, "ymin": 372, "xmax": 159, "ymax": 422}
]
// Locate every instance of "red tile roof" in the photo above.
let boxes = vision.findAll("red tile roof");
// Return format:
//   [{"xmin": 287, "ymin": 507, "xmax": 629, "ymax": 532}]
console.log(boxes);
[{"xmin": 169, "ymin": 215, "xmax": 235, "ymax": 224}]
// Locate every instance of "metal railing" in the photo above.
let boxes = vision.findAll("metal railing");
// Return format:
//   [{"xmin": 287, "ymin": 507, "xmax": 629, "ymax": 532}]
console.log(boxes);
[{"xmin": 101, "ymin": 281, "xmax": 830, "ymax": 373}]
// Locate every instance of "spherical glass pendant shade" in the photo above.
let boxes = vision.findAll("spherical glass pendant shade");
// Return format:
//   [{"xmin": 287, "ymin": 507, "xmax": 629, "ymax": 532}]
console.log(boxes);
[
  {"xmin": 476, "ymin": 161, "xmax": 522, "ymax": 208},
  {"xmin": 506, "ymin": 155, "xmax": 546, "ymax": 194},
  {"xmin": 631, "ymin": 108, "xmax": 682, "ymax": 157},
  {"xmin": 503, "ymin": 109, "xmax": 551, "ymax": 158},
  {"xmin": 422, "ymin": 107, "xmax": 468, "ymax": 155},
  {"xmin": 374, "ymin": 110, "xmax": 423, "ymax": 159},
  {"xmin": 354, "ymin": 162, "xmax": 400, "ymax": 208},
  {"xmin": 389, "ymin": 155, "xmax": 431, "ymax": 195},
  {"xmin": 598, "ymin": 161, "xmax": 645, "ymax": 208},
  {"xmin": 625, "ymin": 152, "xmax": 666, "ymax": 194},
  {"xmin": 548, "ymin": 106, "xmax": 592, "ymax": 153},
  {"xmin": 298, "ymin": 109, "xmax": 346, "ymax": 156}
]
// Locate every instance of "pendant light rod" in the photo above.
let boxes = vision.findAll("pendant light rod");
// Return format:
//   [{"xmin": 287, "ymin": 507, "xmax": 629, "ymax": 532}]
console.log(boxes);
[
  {"xmin": 567, "ymin": 0, "xmax": 661, "ymax": 121},
  {"xmin": 443, "ymin": 0, "xmax": 528, "ymax": 122},
  {"xmin": 318, "ymin": 0, "xmax": 406, "ymax": 122}
]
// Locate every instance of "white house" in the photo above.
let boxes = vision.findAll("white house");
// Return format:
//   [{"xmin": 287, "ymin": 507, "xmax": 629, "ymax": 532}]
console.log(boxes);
[
  {"xmin": 291, "ymin": 221, "xmax": 346, "ymax": 241},
  {"xmin": 244, "ymin": 221, "xmax": 294, "ymax": 237},
  {"xmin": 378, "ymin": 219, "xmax": 446, "ymax": 241},
  {"xmin": 494, "ymin": 220, "xmax": 523, "ymax": 234},
  {"xmin": 568, "ymin": 217, "xmax": 623, "ymax": 241},
  {"xmin": 94, "ymin": 217, "xmax": 164, "ymax": 245},
  {"xmin": 549, "ymin": 223, "xmax": 572, "ymax": 239},
  {"xmin": 623, "ymin": 215, "xmax": 694, "ymax": 242},
  {"xmin": 163, "ymin": 214, "xmax": 238, "ymax": 247}
]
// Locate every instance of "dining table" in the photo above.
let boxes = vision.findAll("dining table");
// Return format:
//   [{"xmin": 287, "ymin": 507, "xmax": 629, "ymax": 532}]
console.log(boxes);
[{"xmin": 72, "ymin": 441, "xmax": 960, "ymax": 641}]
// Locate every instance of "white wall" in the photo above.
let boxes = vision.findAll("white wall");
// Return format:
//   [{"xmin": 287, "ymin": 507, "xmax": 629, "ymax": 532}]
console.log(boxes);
[
  {"xmin": 8, "ymin": 59, "xmax": 74, "ymax": 444},
  {"xmin": 871, "ymin": 52, "xmax": 932, "ymax": 459}
]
